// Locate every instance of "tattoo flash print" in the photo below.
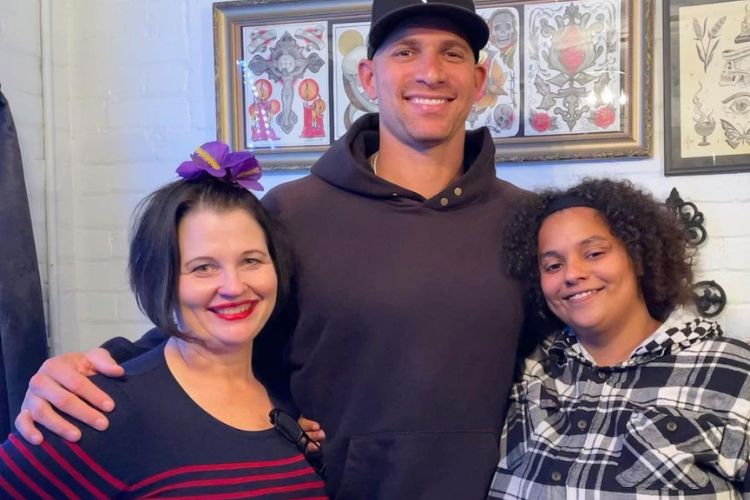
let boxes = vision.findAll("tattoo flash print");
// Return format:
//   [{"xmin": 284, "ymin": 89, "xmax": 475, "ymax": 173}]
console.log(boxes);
[
  {"xmin": 524, "ymin": 0, "xmax": 622, "ymax": 136},
  {"xmin": 720, "ymin": 118, "xmax": 750, "ymax": 147},
  {"xmin": 694, "ymin": 16, "xmax": 726, "ymax": 73},
  {"xmin": 241, "ymin": 1, "xmax": 635, "ymax": 146},
  {"xmin": 332, "ymin": 22, "xmax": 378, "ymax": 140},
  {"xmin": 693, "ymin": 83, "xmax": 716, "ymax": 146},
  {"xmin": 239, "ymin": 22, "xmax": 330, "ymax": 148},
  {"xmin": 680, "ymin": 0, "xmax": 750, "ymax": 157},
  {"xmin": 470, "ymin": 7, "xmax": 522, "ymax": 137}
]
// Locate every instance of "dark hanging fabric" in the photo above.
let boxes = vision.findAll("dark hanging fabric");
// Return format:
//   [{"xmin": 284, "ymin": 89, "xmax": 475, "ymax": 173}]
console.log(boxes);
[{"xmin": 0, "ymin": 85, "xmax": 48, "ymax": 438}]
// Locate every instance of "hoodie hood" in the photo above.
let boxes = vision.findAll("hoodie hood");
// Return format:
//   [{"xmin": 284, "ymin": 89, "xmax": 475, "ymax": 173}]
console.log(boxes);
[{"xmin": 311, "ymin": 113, "xmax": 498, "ymax": 207}]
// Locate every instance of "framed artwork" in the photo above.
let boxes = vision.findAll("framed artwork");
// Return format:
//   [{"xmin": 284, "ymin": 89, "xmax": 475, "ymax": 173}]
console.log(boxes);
[
  {"xmin": 471, "ymin": 6, "xmax": 522, "ymax": 138},
  {"xmin": 214, "ymin": 0, "xmax": 652, "ymax": 169},
  {"xmin": 214, "ymin": 0, "xmax": 370, "ymax": 169},
  {"xmin": 485, "ymin": 0, "xmax": 652, "ymax": 161},
  {"xmin": 664, "ymin": 0, "xmax": 750, "ymax": 175},
  {"xmin": 332, "ymin": 21, "xmax": 376, "ymax": 140}
]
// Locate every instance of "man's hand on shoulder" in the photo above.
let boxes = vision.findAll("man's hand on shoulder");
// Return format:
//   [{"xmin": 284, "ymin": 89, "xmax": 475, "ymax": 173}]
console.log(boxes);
[{"xmin": 15, "ymin": 348, "xmax": 124, "ymax": 444}]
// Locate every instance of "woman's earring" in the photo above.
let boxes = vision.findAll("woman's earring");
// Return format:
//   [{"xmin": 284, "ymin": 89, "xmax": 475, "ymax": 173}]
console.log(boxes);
[{"xmin": 172, "ymin": 309, "xmax": 184, "ymax": 333}]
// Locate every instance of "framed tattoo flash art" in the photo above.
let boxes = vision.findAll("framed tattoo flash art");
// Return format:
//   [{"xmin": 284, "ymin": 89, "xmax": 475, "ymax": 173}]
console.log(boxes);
[
  {"xmin": 214, "ymin": 0, "xmax": 652, "ymax": 169},
  {"xmin": 214, "ymin": 0, "xmax": 371, "ymax": 169},
  {"xmin": 332, "ymin": 21, "xmax": 376, "ymax": 140},
  {"xmin": 664, "ymin": 0, "xmax": 750, "ymax": 175},
  {"xmin": 479, "ymin": 0, "xmax": 652, "ymax": 161}
]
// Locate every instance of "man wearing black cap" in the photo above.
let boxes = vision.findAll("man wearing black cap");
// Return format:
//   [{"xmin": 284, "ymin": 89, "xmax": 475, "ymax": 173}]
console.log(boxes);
[
  {"xmin": 260, "ymin": 2, "xmax": 526, "ymax": 494},
  {"xmin": 16, "ymin": 0, "xmax": 527, "ymax": 498}
]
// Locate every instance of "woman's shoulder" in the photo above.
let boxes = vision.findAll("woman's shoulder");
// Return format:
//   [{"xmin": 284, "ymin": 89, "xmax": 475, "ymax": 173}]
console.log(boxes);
[
  {"xmin": 680, "ymin": 326, "xmax": 750, "ymax": 364},
  {"xmin": 90, "ymin": 341, "xmax": 167, "ymax": 387},
  {"xmin": 87, "ymin": 341, "xmax": 172, "ymax": 421},
  {"xmin": 512, "ymin": 331, "xmax": 565, "ymax": 380}
]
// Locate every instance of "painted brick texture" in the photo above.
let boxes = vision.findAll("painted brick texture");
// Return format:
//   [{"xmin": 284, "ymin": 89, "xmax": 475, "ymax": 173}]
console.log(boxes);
[{"xmin": 16, "ymin": 0, "xmax": 750, "ymax": 351}]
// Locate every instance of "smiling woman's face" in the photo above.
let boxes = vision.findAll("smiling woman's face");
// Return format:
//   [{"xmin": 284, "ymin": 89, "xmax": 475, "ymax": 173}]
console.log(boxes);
[
  {"xmin": 176, "ymin": 206, "xmax": 278, "ymax": 350},
  {"xmin": 537, "ymin": 206, "xmax": 647, "ymax": 340}
]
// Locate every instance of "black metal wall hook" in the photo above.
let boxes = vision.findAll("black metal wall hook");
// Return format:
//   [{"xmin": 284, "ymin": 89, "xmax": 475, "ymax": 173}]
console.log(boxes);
[
  {"xmin": 692, "ymin": 280, "xmax": 727, "ymax": 317},
  {"xmin": 665, "ymin": 188, "xmax": 727, "ymax": 318},
  {"xmin": 665, "ymin": 188, "xmax": 707, "ymax": 246}
]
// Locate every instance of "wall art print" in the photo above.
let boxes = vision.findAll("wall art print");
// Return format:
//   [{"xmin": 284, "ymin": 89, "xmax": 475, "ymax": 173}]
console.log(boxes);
[
  {"xmin": 332, "ymin": 22, "xmax": 377, "ymax": 140},
  {"xmin": 665, "ymin": 0, "xmax": 750, "ymax": 174},
  {"xmin": 215, "ymin": 0, "xmax": 652, "ymax": 169},
  {"xmin": 524, "ymin": 0, "xmax": 622, "ymax": 136},
  {"xmin": 239, "ymin": 22, "xmax": 330, "ymax": 149},
  {"xmin": 331, "ymin": 10, "xmax": 524, "ymax": 140},
  {"xmin": 472, "ymin": 6, "xmax": 522, "ymax": 138}
]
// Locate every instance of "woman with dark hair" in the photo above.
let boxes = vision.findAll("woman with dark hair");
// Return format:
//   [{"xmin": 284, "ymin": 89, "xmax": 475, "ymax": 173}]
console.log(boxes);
[
  {"xmin": 0, "ymin": 142, "xmax": 327, "ymax": 498},
  {"xmin": 488, "ymin": 178, "xmax": 750, "ymax": 498}
]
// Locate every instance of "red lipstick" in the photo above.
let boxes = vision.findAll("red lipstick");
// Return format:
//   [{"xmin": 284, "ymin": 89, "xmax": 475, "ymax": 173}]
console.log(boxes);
[{"xmin": 209, "ymin": 300, "xmax": 258, "ymax": 321}]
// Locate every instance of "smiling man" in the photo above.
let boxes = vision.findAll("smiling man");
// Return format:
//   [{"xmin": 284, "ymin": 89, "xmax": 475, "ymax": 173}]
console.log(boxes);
[
  {"xmin": 256, "ymin": 3, "xmax": 527, "ymax": 496},
  {"xmin": 17, "ymin": 0, "xmax": 528, "ymax": 498}
]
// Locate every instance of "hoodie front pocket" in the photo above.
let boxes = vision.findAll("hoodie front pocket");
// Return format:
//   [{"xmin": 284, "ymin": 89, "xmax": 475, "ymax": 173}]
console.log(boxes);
[{"xmin": 335, "ymin": 430, "xmax": 498, "ymax": 500}]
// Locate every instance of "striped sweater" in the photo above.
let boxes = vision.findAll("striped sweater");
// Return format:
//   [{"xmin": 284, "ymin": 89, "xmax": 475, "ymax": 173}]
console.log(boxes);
[{"xmin": 0, "ymin": 344, "xmax": 326, "ymax": 499}]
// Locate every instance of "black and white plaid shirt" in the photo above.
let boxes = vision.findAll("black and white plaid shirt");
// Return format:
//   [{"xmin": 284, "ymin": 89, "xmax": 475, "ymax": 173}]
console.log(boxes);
[{"xmin": 489, "ymin": 309, "xmax": 750, "ymax": 499}]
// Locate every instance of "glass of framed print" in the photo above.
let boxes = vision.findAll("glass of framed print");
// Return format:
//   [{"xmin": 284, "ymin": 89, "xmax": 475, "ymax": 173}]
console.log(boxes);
[
  {"xmin": 214, "ymin": 0, "xmax": 653, "ymax": 169},
  {"xmin": 477, "ymin": 0, "xmax": 653, "ymax": 162},
  {"xmin": 664, "ymin": 0, "xmax": 750, "ymax": 175}
]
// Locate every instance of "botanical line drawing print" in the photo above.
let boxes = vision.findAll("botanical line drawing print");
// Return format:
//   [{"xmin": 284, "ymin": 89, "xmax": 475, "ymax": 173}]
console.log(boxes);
[
  {"xmin": 693, "ymin": 15, "xmax": 726, "ymax": 73},
  {"xmin": 666, "ymin": 0, "xmax": 750, "ymax": 171},
  {"xmin": 525, "ymin": 0, "xmax": 621, "ymax": 136},
  {"xmin": 679, "ymin": 0, "xmax": 750, "ymax": 159}
]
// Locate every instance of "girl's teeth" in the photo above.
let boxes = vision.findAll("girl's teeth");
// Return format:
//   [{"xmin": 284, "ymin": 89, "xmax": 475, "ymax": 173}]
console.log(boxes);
[
  {"xmin": 570, "ymin": 290, "xmax": 594, "ymax": 300},
  {"xmin": 218, "ymin": 304, "xmax": 250, "ymax": 314}
]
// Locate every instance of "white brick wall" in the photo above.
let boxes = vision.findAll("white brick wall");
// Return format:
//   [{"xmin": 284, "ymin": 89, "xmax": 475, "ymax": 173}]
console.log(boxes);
[
  {"xmin": 497, "ymin": 2, "xmax": 750, "ymax": 340},
  {"xmin": 12, "ymin": 0, "xmax": 750, "ymax": 352}
]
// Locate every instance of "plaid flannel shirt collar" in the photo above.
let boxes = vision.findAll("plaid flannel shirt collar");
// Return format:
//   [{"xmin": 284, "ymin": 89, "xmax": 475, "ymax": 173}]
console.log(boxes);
[{"xmin": 547, "ymin": 308, "xmax": 723, "ymax": 368}]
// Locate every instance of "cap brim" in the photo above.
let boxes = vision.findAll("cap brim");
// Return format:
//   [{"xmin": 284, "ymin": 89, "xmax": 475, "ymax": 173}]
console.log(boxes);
[{"xmin": 367, "ymin": 4, "xmax": 489, "ymax": 60}]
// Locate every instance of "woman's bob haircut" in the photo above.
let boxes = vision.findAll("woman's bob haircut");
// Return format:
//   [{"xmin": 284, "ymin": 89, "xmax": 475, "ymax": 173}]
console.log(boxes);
[{"xmin": 128, "ymin": 176, "xmax": 293, "ymax": 341}]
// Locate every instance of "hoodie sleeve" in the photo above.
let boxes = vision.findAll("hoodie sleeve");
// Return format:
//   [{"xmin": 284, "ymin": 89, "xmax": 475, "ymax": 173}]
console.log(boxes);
[{"xmin": 100, "ymin": 327, "xmax": 166, "ymax": 364}]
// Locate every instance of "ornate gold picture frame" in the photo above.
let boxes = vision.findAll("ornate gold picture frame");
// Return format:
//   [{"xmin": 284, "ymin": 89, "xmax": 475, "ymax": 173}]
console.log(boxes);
[{"xmin": 214, "ymin": 0, "xmax": 653, "ymax": 169}]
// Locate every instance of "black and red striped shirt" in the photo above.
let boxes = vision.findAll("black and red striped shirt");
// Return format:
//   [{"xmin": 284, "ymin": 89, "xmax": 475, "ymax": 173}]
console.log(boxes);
[{"xmin": 0, "ymin": 344, "xmax": 326, "ymax": 499}]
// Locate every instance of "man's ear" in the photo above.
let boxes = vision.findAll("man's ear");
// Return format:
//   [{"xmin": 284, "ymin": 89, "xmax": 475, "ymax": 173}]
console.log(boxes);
[
  {"xmin": 358, "ymin": 58, "xmax": 378, "ymax": 100},
  {"xmin": 473, "ymin": 60, "xmax": 488, "ymax": 102}
]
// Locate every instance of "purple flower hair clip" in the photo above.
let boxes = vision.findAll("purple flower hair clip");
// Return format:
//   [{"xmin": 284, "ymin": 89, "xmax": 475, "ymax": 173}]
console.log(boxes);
[{"xmin": 176, "ymin": 141, "xmax": 263, "ymax": 191}]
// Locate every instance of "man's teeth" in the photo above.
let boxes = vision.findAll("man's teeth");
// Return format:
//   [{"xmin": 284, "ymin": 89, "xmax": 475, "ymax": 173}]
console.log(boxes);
[
  {"xmin": 217, "ymin": 304, "xmax": 251, "ymax": 314},
  {"xmin": 568, "ymin": 290, "xmax": 596, "ymax": 300},
  {"xmin": 411, "ymin": 97, "xmax": 446, "ymax": 105}
]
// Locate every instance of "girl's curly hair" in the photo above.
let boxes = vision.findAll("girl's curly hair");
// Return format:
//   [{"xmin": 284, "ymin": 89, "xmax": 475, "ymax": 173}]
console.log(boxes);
[{"xmin": 504, "ymin": 178, "xmax": 694, "ymax": 333}]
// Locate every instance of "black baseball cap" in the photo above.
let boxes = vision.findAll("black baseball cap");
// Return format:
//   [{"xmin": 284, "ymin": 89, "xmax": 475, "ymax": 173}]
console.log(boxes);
[{"xmin": 367, "ymin": 0, "xmax": 489, "ymax": 61}]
